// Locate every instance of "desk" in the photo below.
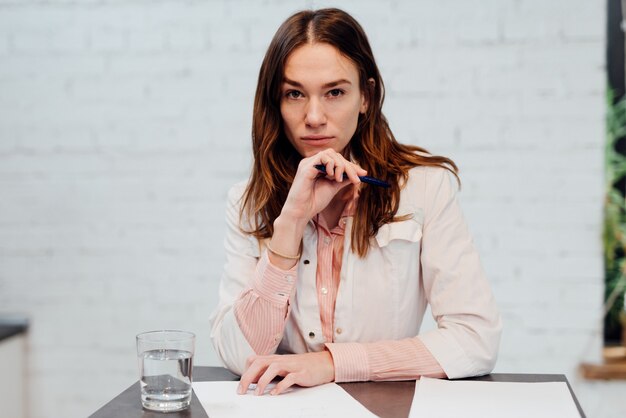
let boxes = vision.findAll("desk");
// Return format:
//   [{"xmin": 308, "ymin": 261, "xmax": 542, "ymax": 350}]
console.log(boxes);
[{"xmin": 90, "ymin": 366, "xmax": 586, "ymax": 418}]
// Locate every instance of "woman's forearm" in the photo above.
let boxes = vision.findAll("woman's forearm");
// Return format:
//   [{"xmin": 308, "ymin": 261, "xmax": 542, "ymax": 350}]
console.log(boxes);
[{"xmin": 267, "ymin": 213, "xmax": 308, "ymax": 269}]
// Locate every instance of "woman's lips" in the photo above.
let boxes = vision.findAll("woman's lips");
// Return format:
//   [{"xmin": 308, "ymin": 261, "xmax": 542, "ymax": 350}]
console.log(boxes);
[{"xmin": 301, "ymin": 135, "xmax": 334, "ymax": 145}]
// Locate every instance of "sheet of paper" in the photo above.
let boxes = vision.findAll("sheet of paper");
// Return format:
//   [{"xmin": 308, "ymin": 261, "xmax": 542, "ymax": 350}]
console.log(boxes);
[
  {"xmin": 193, "ymin": 381, "xmax": 377, "ymax": 418},
  {"xmin": 409, "ymin": 377, "xmax": 581, "ymax": 418}
]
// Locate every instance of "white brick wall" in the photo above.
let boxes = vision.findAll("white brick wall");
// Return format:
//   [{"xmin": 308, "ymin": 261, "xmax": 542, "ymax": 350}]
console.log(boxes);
[{"xmin": 0, "ymin": 0, "xmax": 622, "ymax": 417}]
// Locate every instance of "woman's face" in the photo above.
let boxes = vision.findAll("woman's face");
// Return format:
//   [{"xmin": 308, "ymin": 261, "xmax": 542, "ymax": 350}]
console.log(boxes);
[{"xmin": 280, "ymin": 43, "xmax": 367, "ymax": 158}]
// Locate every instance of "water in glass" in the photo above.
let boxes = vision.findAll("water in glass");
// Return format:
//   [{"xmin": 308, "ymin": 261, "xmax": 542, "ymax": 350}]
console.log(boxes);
[{"xmin": 139, "ymin": 348, "xmax": 193, "ymax": 412}]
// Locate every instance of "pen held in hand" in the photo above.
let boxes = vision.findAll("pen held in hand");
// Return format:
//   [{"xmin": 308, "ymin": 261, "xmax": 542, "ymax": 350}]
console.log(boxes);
[{"xmin": 314, "ymin": 164, "xmax": 391, "ymax": 188}]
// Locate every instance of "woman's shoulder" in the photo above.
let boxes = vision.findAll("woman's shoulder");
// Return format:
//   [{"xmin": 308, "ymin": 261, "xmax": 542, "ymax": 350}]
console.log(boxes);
[
  {"xmin": 404, "ymin": 163, "xmax": 455, "ymax": 189},
  {"xmin": 224, "ymin": 180, "xmax": 249, "ymax": 221},
  {"xmin": 225, "ymin": 180, "xmax": 261, "ymax": 234},
  {"xmin": 226, "ymin": 179, "xmax": 249, "ymax": 205},
  {"xmin": 398, "ymin": 164, "xmax": 459, "ymax": 214}
]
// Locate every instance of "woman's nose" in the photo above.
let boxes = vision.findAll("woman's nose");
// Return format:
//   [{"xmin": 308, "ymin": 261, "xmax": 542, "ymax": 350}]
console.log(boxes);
[{"xmin": 304, "ymin": 98, "xmax": 327, "ymax": 127}]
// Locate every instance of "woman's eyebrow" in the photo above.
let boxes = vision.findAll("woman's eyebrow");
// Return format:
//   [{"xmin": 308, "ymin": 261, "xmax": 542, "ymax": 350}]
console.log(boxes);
[{"xmin": 282, "ymin": 78, "xmax": 352, "ymax": 88}]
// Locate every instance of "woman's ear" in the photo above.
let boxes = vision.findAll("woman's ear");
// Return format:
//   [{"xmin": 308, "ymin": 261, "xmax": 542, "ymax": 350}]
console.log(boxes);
[{"xmin": 360, "ymin": 78, "xmax": 375, "ymax": 114}]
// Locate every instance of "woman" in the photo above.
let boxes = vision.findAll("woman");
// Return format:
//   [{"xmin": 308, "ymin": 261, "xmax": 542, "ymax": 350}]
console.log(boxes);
[{"xmin": 210, "ymin": 8, "xmax": 501, "ymax": 396}]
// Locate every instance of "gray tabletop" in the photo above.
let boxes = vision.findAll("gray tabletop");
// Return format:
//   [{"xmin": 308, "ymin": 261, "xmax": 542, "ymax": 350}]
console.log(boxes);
[{"xmin": 90, "ymin": 366, "xmax": 586, "ymax": 418}]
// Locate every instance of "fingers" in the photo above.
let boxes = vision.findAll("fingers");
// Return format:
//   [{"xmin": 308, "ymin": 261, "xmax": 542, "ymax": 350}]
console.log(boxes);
[
  {"xmin": 254, "ymin": 363, "xmax": 284, "ymax": 396},
  {"xmin": 238, "ymin": 352, "xmax": 335, "ymax": 396},
  {"xmin": 315, "ymin": 149, "xmax": 365, "ymax": 185},
  {"xmin": 239, "ymin": 356, "xmax": 288, "ymax": 396},
  {"xmin": 343, "ymin": 163, "xmax": 366, "ymax": 184},
  {"xmin": 238, "ymin": 355, "xmax": 266, "ymax": 395},
  {"xmin": 245, "ymin": 354, "xmax": 257, "ymax": 370},
  {"xmin": 270, "ymin": 373, "xmax": 299, "ymax": 396},
  {"xmin": 238, "ymin": 356, "xmax": 283, "ymax": 396},
  {"xmin": 242, "ymin": 361, "xmax": 297, "ymax": 396}
]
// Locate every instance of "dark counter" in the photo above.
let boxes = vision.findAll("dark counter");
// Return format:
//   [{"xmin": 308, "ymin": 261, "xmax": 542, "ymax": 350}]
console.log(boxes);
[{"xmin": 0, "ymin": 318, "xmax": 28, "ymax": 342}]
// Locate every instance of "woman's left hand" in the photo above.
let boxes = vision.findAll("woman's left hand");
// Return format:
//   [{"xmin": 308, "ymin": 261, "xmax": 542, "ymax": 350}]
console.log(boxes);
[{"xmin": 237, "ymin": 351, "xmax": 335, "ymax": 396}]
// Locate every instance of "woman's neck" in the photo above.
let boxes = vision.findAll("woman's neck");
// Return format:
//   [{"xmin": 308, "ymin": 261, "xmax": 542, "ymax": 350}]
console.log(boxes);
[{"xmin": 320, "ymin": 185, "xmax": 354, "ymax": 229}]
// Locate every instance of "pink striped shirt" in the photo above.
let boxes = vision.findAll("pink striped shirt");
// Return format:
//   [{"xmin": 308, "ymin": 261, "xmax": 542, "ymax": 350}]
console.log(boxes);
[
  {"xmin": 314, "ymin": 211, "xmax": 344, "ymax": 343},
  {"xmin": 233, "ymin": 206, "xmax": 446, "ymax": 382}
]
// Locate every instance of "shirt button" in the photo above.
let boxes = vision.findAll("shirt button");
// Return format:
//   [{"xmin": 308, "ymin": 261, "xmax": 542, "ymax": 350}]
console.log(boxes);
[
  {"xmin": 321, "ymin": 287, "xmax": 328, "ymax": 295},
  {"xmin": 336, "ymin": 328, "xmax": 343, "ymax": 335},
  {"xmin": 324, "ymin": 237, "xmax": 330, "ymax": 245},
  {"xmin": 274, "ymin": 334, "xmax": 281, "ymax": 341},
  {"xmin": 303, "ymin": 259, "xmax": 310, "ymax": 265},
  {"xmin": 308, "ymin": 331, "xmax": 316, "ymax": 339},
  {"xmin": 285, "ymin": 275, "xmax": 293, "ymax": 283}
]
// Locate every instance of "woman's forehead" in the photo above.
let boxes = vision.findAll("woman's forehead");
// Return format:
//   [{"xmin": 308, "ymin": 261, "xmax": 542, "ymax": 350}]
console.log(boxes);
[{"xmin": 283, "ymin": 43, "xmax": 359, "ymax": 86}]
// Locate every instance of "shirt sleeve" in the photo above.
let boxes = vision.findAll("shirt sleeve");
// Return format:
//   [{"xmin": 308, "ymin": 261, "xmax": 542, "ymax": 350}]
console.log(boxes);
[
  {"xmin": 233, "ymin": 251, "xmax": 297, "ymax": 354},
  {"xmin": 209, "ymin": 183, "xmax": 297, "ymax": 375},
  {"xmin": 416, "ymin": 168, "xmax": 502, "ymax": 379},
  {"xmin": 325, "ymin": 338, "xmax": 446, "ymax": 382}
]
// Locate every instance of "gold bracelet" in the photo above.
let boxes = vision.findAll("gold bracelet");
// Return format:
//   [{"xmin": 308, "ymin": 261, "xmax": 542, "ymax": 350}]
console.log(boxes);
[{"xmin": 266, "ymin": 242, "xmax": 301, "ymax": 260}]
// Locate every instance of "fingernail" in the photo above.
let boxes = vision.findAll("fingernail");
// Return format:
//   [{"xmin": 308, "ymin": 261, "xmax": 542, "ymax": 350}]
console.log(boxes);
[
  {"xmin": 254, "ymin": 388, "xmax": 261, "ymax": 396},
  {"xmin": 237, "ymin": 384, "xmax": 243, "ymax": 394},
  {"xmin": 270, "ymin": 389, "xmax": 277, "ymax": 396}
]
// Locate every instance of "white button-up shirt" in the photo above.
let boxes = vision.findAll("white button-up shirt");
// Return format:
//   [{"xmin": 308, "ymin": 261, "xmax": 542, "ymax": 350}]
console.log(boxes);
[{"xmin": 210, "ymin": 165, "xmax": 502, "ymax": 379}]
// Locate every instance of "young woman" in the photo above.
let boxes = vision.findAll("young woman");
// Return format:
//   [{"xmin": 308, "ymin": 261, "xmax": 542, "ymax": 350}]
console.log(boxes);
[{"xmin": 210, "ymin": 8, "xmax": 501, "ymax": 396}]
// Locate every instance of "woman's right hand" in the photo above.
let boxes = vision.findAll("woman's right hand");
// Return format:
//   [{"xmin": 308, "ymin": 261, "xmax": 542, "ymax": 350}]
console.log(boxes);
[
  {"xmin": 280, "ymin": 149, "xmax": 366, "ymax": 225},
  {"xmin": 266, "ymin": 149, "xmax": 365, "ymax": 269}
]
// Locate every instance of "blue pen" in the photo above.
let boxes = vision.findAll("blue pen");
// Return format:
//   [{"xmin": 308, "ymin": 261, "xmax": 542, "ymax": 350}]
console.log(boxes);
[{"xmin": 314, "ymin": 164, "xmax": 390, "ymax": 188}]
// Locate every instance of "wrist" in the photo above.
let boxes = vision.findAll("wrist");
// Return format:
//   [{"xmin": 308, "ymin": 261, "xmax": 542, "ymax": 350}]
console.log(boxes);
[
  {"xmin": 267, "ymin": 216, "xmax": 306, "ymax": 269},
  {"xmin": 323, "ymin": 349, "xmax": 336, "ymax": 383},
  {"xmin": 266, "ymin": 241, "xmax": 301, "ymax": 260},
  {"xmin": 274, "ymin": 213, "xmax": 308, "ymax": 237}
]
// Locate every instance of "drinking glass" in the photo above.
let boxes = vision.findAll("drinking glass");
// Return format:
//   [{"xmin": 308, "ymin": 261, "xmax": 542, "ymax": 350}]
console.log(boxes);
[{"xmin": 136, "ymin": 330, "xmax": 195, "ymax": 412}]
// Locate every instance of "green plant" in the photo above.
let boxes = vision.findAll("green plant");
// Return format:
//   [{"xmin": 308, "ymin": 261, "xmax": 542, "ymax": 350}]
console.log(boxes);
[{"xmin": 604, "ymin": 89, "xmax": 626, "ymax": 342}]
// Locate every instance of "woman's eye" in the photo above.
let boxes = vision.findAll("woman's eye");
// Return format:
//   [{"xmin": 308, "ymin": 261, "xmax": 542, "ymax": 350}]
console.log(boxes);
[
  {"xmin": 328, "ymin": 89, "xmax": 344, "ymax": 97},
  {"xmin": 286, "ymin": 90, "xmax": 303, "ymax": 99}
]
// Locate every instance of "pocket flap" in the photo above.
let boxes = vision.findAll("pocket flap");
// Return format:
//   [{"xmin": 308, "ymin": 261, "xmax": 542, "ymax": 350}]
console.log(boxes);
[{"xmin": 374, "ymin": 209, "xmax": 424, "ymax": 247}]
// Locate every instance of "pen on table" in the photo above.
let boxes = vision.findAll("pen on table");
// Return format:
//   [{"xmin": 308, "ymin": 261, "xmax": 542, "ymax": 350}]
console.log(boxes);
[{"xmin": 314, "ymin": 164, "xmax": 391, "ymax": 188}]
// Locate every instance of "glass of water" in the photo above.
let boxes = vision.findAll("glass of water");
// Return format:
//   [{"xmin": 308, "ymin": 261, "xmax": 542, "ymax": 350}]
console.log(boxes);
[{"xmin": 136, "ymin": 330, "xmax": 195, "ymax": 412}]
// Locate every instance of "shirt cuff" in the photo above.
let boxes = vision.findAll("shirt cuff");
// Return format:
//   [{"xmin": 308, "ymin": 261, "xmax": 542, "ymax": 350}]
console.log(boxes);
[
  {"xmin": 252, "ymin": 250, "xmax": 298, "ymax": 306},
  {"xmin": 325, "ymin": 342, "xmax": 370, "ymax": 382},
  {"xmin": 417, "ymin": 330, "xmax": 472, "ymax": 379},
  {"xmin": 365, "ymin": 338, "xmax": 447, "ymax": 381},
  {"xmin": 326, "ymin": 338, "xmax": 446, "ymax": 383}
]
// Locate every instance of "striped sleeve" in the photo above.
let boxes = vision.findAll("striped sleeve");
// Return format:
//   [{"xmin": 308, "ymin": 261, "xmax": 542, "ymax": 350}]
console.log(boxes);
[
  {"xmin": 325, "ymin": 337, "xmax": 447, "ymax": 382},
  {"xmin": 233, "ymin": 251, "xmax": 298, "ymax": 355}
]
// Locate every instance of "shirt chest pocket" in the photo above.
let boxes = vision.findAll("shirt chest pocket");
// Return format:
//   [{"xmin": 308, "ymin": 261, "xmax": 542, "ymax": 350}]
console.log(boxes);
[
  {"xmin": 374, "ymin": 209, "xmax": 424, "ymax": 248},
  {"xmin": 371, "ymin": 210, "xmax": 424, "ymax": 284}
]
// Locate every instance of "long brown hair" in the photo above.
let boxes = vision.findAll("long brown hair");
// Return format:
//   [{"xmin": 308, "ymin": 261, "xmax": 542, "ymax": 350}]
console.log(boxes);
[{"xmin": 241, "ymin": 8, "xmax": 458, "ymax": 256}]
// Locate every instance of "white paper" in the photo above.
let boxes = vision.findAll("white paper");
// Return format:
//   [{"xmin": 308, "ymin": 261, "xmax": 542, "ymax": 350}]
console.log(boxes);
[
  {"xmin": 193, "ymin": 381, "xmax": 377, "ymax": 418},
  {"xmin": 409, "ymin": 377, "xmax": 581, "ymax": 418}
]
